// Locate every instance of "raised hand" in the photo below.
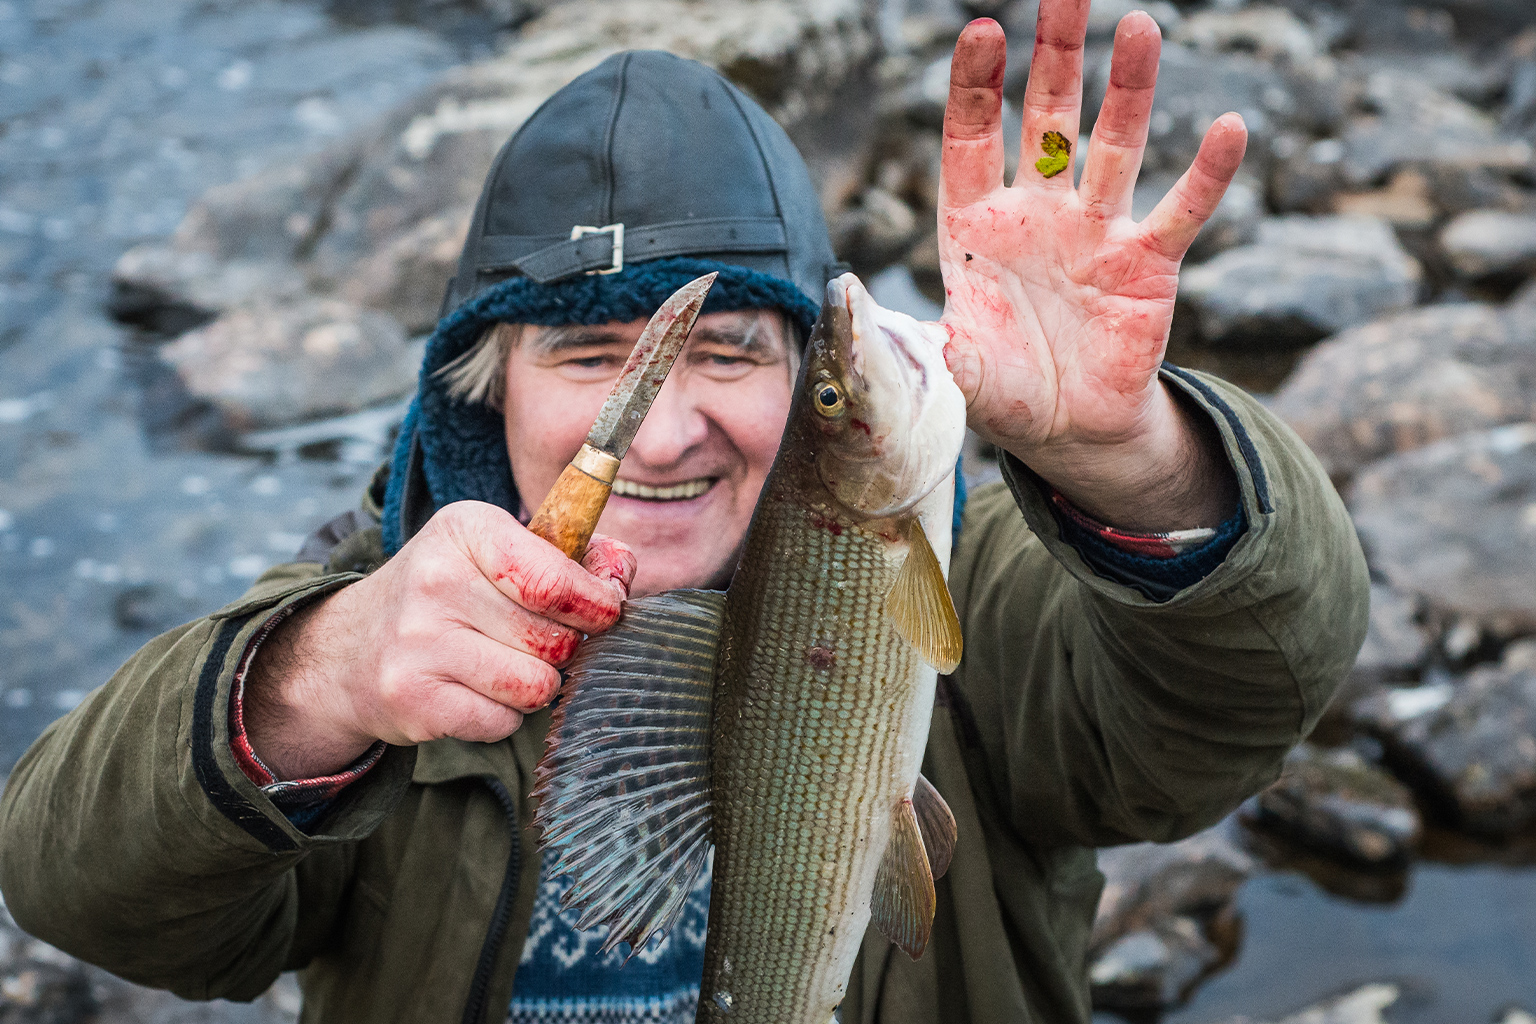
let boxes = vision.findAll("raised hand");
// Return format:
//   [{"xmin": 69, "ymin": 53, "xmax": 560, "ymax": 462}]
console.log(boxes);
[{"xmin": 937, "ymin": 5, "xmax": 1245, "ymax": 531}]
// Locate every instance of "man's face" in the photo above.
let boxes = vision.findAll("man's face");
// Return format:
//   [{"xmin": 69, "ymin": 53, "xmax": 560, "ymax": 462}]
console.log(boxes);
[{"xmin": 503, "ymin": 309, "xmax": 797, "ymax": 597}]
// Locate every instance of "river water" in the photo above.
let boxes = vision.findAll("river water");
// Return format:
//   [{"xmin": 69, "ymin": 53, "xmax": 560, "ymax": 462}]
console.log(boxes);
[{"xmin": 1, "ymin": 1, "xmax": 1533, "ymax": 1020}]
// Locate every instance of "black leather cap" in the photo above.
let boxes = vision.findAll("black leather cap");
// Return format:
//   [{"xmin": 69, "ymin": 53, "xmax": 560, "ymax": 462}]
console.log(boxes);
[{"xmin": 443, "ymin": 50, "xmax": 843, "ymax": 313}]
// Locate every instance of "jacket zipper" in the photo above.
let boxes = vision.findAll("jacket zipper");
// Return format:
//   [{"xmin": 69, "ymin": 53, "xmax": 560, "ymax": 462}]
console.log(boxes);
[{"xmin": 461, "ymin": 777, "xmax": 522, "ymax": 1024}]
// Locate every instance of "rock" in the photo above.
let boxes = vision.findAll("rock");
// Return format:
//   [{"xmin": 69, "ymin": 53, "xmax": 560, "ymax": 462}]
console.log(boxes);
[
  {"xmin": 1208, "ymin": 983, "xmax": 1400, "ymax": 1024},
  {"xmin": 1090, "ymin": 820, "xmax": 1254, "ymax": 1009},
  {"xmin": 114, "ymin": 0, "xmax": 876, "ymax": 336},
  {"xmin": 1087, "ymin": 46, "xmax": 1340, "ymax": 184},
  {"xmin": 1340, "ymin": 68, "xmax": 1533, "ymax": 191},
  {"xmin": 1353, "ymin": 650, "xmax": 1536, "ymax": 837},
  {"xmin": 1270, "ymin": 300, "xmax": 1536, "ymax": 481},
  {"xmin": 1172, "ymin": 5, "xmax": 1319, "ymax": 65},
  {"xmin": 1350, "ymin": 423, "xmax": 1536, "ymax": 635},
  {"xmin": 1439, "ymin": 210, "xmax": 1536, "ymax": 282},
  {"xmin": 1352, "ymin": 584, "xmax": 1431, "ymax": 688},
  {"xmin": 1089, "ymin": 918, "xmax": 1222, "ymax": 1011},
  {"xmin": 1332, "ymin": 168, "xmax": 1437, "ymax": 229},
  {"xmin": 158, "ymin": 298, "xmax": 421, "ymax": 432},
  {"xmin": 1241, "ymin": 743, "xmax": 1422, "ymax": 868},
  {"xmin": 1179, "ymin": 216, "xmax": 1421, "ymax": 348},
  {"xmin": 339, "ymin": 207, "xmax": 471, "ymax": 334},
  {"xmin": 829, "ymin": 186, "xmax": 920, "ymax": 276}
]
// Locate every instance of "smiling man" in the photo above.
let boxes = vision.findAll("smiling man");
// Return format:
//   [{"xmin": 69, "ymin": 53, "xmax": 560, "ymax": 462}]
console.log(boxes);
[{"xmin": 0, "ymin": 7, "xmax": 1368, "ymax": 1024}]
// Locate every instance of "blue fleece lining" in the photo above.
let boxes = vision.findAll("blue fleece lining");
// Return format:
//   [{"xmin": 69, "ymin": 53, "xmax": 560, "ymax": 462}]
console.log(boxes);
[{"xmin": 382, "ymin": 258, "xmax": 822, "ymax": 556}]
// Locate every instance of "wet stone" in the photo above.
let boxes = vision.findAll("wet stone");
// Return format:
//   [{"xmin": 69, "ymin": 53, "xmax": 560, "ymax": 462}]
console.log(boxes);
[
  {"xmin": 1090, "ymin": 819, "xmax": 1253, "ymax": 1009},
  {"xmin": 1350, "ymin": 423, "xmax": 1536, "ymax": 635},
  {"xmin": 1353, "ymin": 649, "xmax": 1536, "ymax": 837},
  {"xmin": 1089, "ymin": 918, "xmax": 1222, "ymax": 1012},
  {"xmin": 1271, "ymin": 299, "xmax": 1536, "ymax": 482},
  {"xmin": 1241, "ymin": 743, "xmax": 1422, "ymax": 869}
]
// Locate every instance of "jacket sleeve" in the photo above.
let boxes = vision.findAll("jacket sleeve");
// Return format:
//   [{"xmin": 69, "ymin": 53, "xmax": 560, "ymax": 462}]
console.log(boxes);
[
  {"xmin": 0, "ymin": 563, "xmax": 418, "ymax": 1000},
  {"xmin": 947, "ymin": 367, "xmax": 1369, "ymax": 849}
]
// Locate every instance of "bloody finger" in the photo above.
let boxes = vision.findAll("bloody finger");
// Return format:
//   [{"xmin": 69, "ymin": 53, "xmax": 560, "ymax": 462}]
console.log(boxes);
[
  {"xmin": 1078, "ymin": 12, "xmax": 1161, "ymax": 217},
  {"xmin": 1139, "ymin": 112, "xmax": 1248, "ymax": 261},
  {"xmin": 940, "ymin": 18, "xmax": 1008, "ymax": 208}
]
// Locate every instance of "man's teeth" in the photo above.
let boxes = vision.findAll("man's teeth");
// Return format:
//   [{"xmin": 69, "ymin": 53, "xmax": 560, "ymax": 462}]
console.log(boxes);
[{"xmin": 612, "ymin": 477, "xmax": 714, "ymax": 501}]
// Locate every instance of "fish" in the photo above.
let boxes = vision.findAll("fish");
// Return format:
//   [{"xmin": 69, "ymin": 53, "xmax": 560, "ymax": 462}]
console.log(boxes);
[{"xmin": 531, "ymin": 271, "xmax": 969, "ymax": 1024}]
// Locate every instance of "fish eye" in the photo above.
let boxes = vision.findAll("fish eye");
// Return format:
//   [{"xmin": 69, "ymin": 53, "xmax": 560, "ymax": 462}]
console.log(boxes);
[{"xmin": 813, "ymin": 382, "xmax": 845, "ymax": 417}]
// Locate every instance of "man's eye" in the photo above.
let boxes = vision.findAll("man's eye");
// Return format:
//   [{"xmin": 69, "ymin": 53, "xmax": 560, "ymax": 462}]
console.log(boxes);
[{"xmin": 566, "ymin": 356, "xmax": 616, "ymax": 371}]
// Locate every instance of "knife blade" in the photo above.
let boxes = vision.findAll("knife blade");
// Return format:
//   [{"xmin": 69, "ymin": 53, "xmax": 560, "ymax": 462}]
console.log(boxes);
[{"xmin": 526, "ymin": 271, "xmax": 717, "ymax": 561}]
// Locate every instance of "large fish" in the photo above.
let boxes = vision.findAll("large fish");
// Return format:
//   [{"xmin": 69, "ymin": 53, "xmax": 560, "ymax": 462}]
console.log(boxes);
[{"xmin": 531, "ymin": 272, "xmax": 969, "ymax": 1023}]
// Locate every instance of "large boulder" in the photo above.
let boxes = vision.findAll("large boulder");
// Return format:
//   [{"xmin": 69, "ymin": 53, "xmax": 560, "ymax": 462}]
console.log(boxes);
[
  {"xmin": 1350, "ymin": 423, "xmax": 1536, "ymax": 635},
  {"xmin": 158, "ymin": 298, "xmax": 422, "ymax": 432},
  {"xmin": 1271, "ymin": 298, "xmax": 1536, "ymax": 481},
  {"xmin": 1178, "ymin": 216, "xmax": 1421, "ymax": 348},
  {"xmin": 1353, "ymin": 645, "xmax": 1536, "ymax": 837}
]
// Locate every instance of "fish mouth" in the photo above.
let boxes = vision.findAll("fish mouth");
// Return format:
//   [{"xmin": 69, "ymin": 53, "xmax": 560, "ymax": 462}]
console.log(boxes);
[{"xmin": 612, "ymin": 476, "xmax": 716, "ymax": 502}]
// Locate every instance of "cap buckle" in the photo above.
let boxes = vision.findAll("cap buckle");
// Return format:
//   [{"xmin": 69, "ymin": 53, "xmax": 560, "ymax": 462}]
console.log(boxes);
[{"xmin": 570, "ymin": 223, "xmax": 624, "ymax": 275}]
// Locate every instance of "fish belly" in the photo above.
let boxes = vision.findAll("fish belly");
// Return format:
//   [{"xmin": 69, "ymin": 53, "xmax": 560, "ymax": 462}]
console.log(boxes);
[{"xmin": 696, "ymin": 495, "xmax": 937, "ymax": 1024}]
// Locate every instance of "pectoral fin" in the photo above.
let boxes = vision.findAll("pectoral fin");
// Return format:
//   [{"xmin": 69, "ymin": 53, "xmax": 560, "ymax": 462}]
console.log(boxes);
[
  {"xmin": 912, "ymin": 773, "xmax": 957, "ymax": 880},
  {"xmin": 871, "ymin": 797, "xmax": 937, "ymax": 959},
  {"xmin": 531, "ymin": 589, "xmax": 724, "ymax": 955},
  {"xmin": 885, "ymin": 519, "xmax": 963, "ymax": 673}
]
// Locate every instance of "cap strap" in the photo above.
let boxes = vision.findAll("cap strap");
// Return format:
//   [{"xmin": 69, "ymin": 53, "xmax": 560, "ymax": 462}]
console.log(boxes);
[{"xmin": 475, "ymin": 217, "xmax": 788, "ymax": 284}]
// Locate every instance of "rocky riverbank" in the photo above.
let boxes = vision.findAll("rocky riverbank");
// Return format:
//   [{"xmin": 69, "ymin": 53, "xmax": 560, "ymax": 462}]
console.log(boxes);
[{"xmin": 4, "ymin": 0, "xmax": 1536, "ymax": 1020}]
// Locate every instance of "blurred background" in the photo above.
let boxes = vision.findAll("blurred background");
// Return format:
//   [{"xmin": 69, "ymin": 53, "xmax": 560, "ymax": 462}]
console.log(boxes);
[{"xmin": 1, "ymin": 0, "xmax": 1535, "ymax": 1020}]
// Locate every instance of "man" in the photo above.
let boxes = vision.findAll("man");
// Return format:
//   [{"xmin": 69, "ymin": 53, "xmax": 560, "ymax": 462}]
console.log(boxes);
[{"xmin": 0, "ymin": 7, "xmax": 1368, "ymax": 1024}]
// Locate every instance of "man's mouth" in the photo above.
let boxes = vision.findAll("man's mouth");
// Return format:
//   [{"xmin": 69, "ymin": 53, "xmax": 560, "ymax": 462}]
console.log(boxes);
[{"xmin": 611, "ymin": 476, "xmax": 716, "ymax": 501}]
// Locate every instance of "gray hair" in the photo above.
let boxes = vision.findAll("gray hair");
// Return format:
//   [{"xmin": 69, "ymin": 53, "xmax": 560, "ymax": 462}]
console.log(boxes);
[{"xmin": 435, "ymin": 322, "xmax": 522, "ymax": 408}]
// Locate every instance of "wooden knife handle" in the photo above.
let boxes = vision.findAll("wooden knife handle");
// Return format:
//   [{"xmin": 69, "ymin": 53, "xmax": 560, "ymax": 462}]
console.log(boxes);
[{"xmin": 526, "ymin": 444, "xmax": 621, "ymax": 562}]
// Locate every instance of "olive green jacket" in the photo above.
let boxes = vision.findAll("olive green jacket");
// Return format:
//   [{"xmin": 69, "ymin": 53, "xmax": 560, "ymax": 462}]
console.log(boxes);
[{"xmin": 0, "ymin": 371, "xmax": 1368, "ymax": 1024}]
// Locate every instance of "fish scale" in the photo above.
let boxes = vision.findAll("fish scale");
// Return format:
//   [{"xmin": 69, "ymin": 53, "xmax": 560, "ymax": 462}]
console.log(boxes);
[{"xmin": 700, "ymin": 484, "xmax": 931, "ymax": 1024}]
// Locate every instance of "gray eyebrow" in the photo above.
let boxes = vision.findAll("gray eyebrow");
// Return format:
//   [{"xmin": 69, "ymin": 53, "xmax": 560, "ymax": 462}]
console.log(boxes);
[{"xmin": 528, "ymin": 317, "xmax": 787, "ymax": 358}]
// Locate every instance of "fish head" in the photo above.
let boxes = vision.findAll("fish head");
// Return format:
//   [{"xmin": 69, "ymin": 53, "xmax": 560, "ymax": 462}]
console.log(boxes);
[{"xmin": 800, "ymin": 273, "xmax": 967, "ymax": 519}]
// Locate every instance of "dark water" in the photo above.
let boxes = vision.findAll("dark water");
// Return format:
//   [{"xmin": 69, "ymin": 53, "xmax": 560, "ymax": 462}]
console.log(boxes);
[
  {"xmin": 0, "ymin": 0, "xmax": 457, "ymax": 770},
  {"xmin": 1167, "ymin": 862, "xmax": 1536, "ymax": 1022}
]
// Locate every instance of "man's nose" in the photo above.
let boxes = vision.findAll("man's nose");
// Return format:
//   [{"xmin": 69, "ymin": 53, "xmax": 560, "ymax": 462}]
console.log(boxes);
[{"xmin": 625, "ymin": 372, "xmax": 709, "ymax": 468}]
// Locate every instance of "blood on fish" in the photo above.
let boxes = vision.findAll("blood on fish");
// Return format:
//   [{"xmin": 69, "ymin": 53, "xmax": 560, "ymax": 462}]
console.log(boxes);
[
  {"xmin": 806, "ymin": 645, "xmax": 836, "ymax": 671},
  {"xmin": 849, "ymin": 418, "xmax": 872, "ymax": 436},
  {"xmin": 808, "ymin": 511, "xmax": 844, "ymax": 536}
]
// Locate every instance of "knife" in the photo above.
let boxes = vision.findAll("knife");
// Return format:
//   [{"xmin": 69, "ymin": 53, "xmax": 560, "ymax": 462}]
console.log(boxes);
[{"xmin": 526, "ymin": 272, "xmax": 718, "ymax": 562}]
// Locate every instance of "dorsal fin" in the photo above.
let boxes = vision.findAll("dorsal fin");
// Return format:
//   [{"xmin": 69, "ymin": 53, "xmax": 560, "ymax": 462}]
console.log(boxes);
[
  {"xmin": 871, "ymin": 797, "xmax": 937, "ymax": 960},
  {"xmin": 885, "ymin": 518, "xmax": 963, "ymax": 673},
  {"xmin": 912, "ymin": 773, "xmax": 957, "ymax": 880},
  {"xmin": 531, "ymin": 589, "xmax": 725, "ymax": 956}
]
